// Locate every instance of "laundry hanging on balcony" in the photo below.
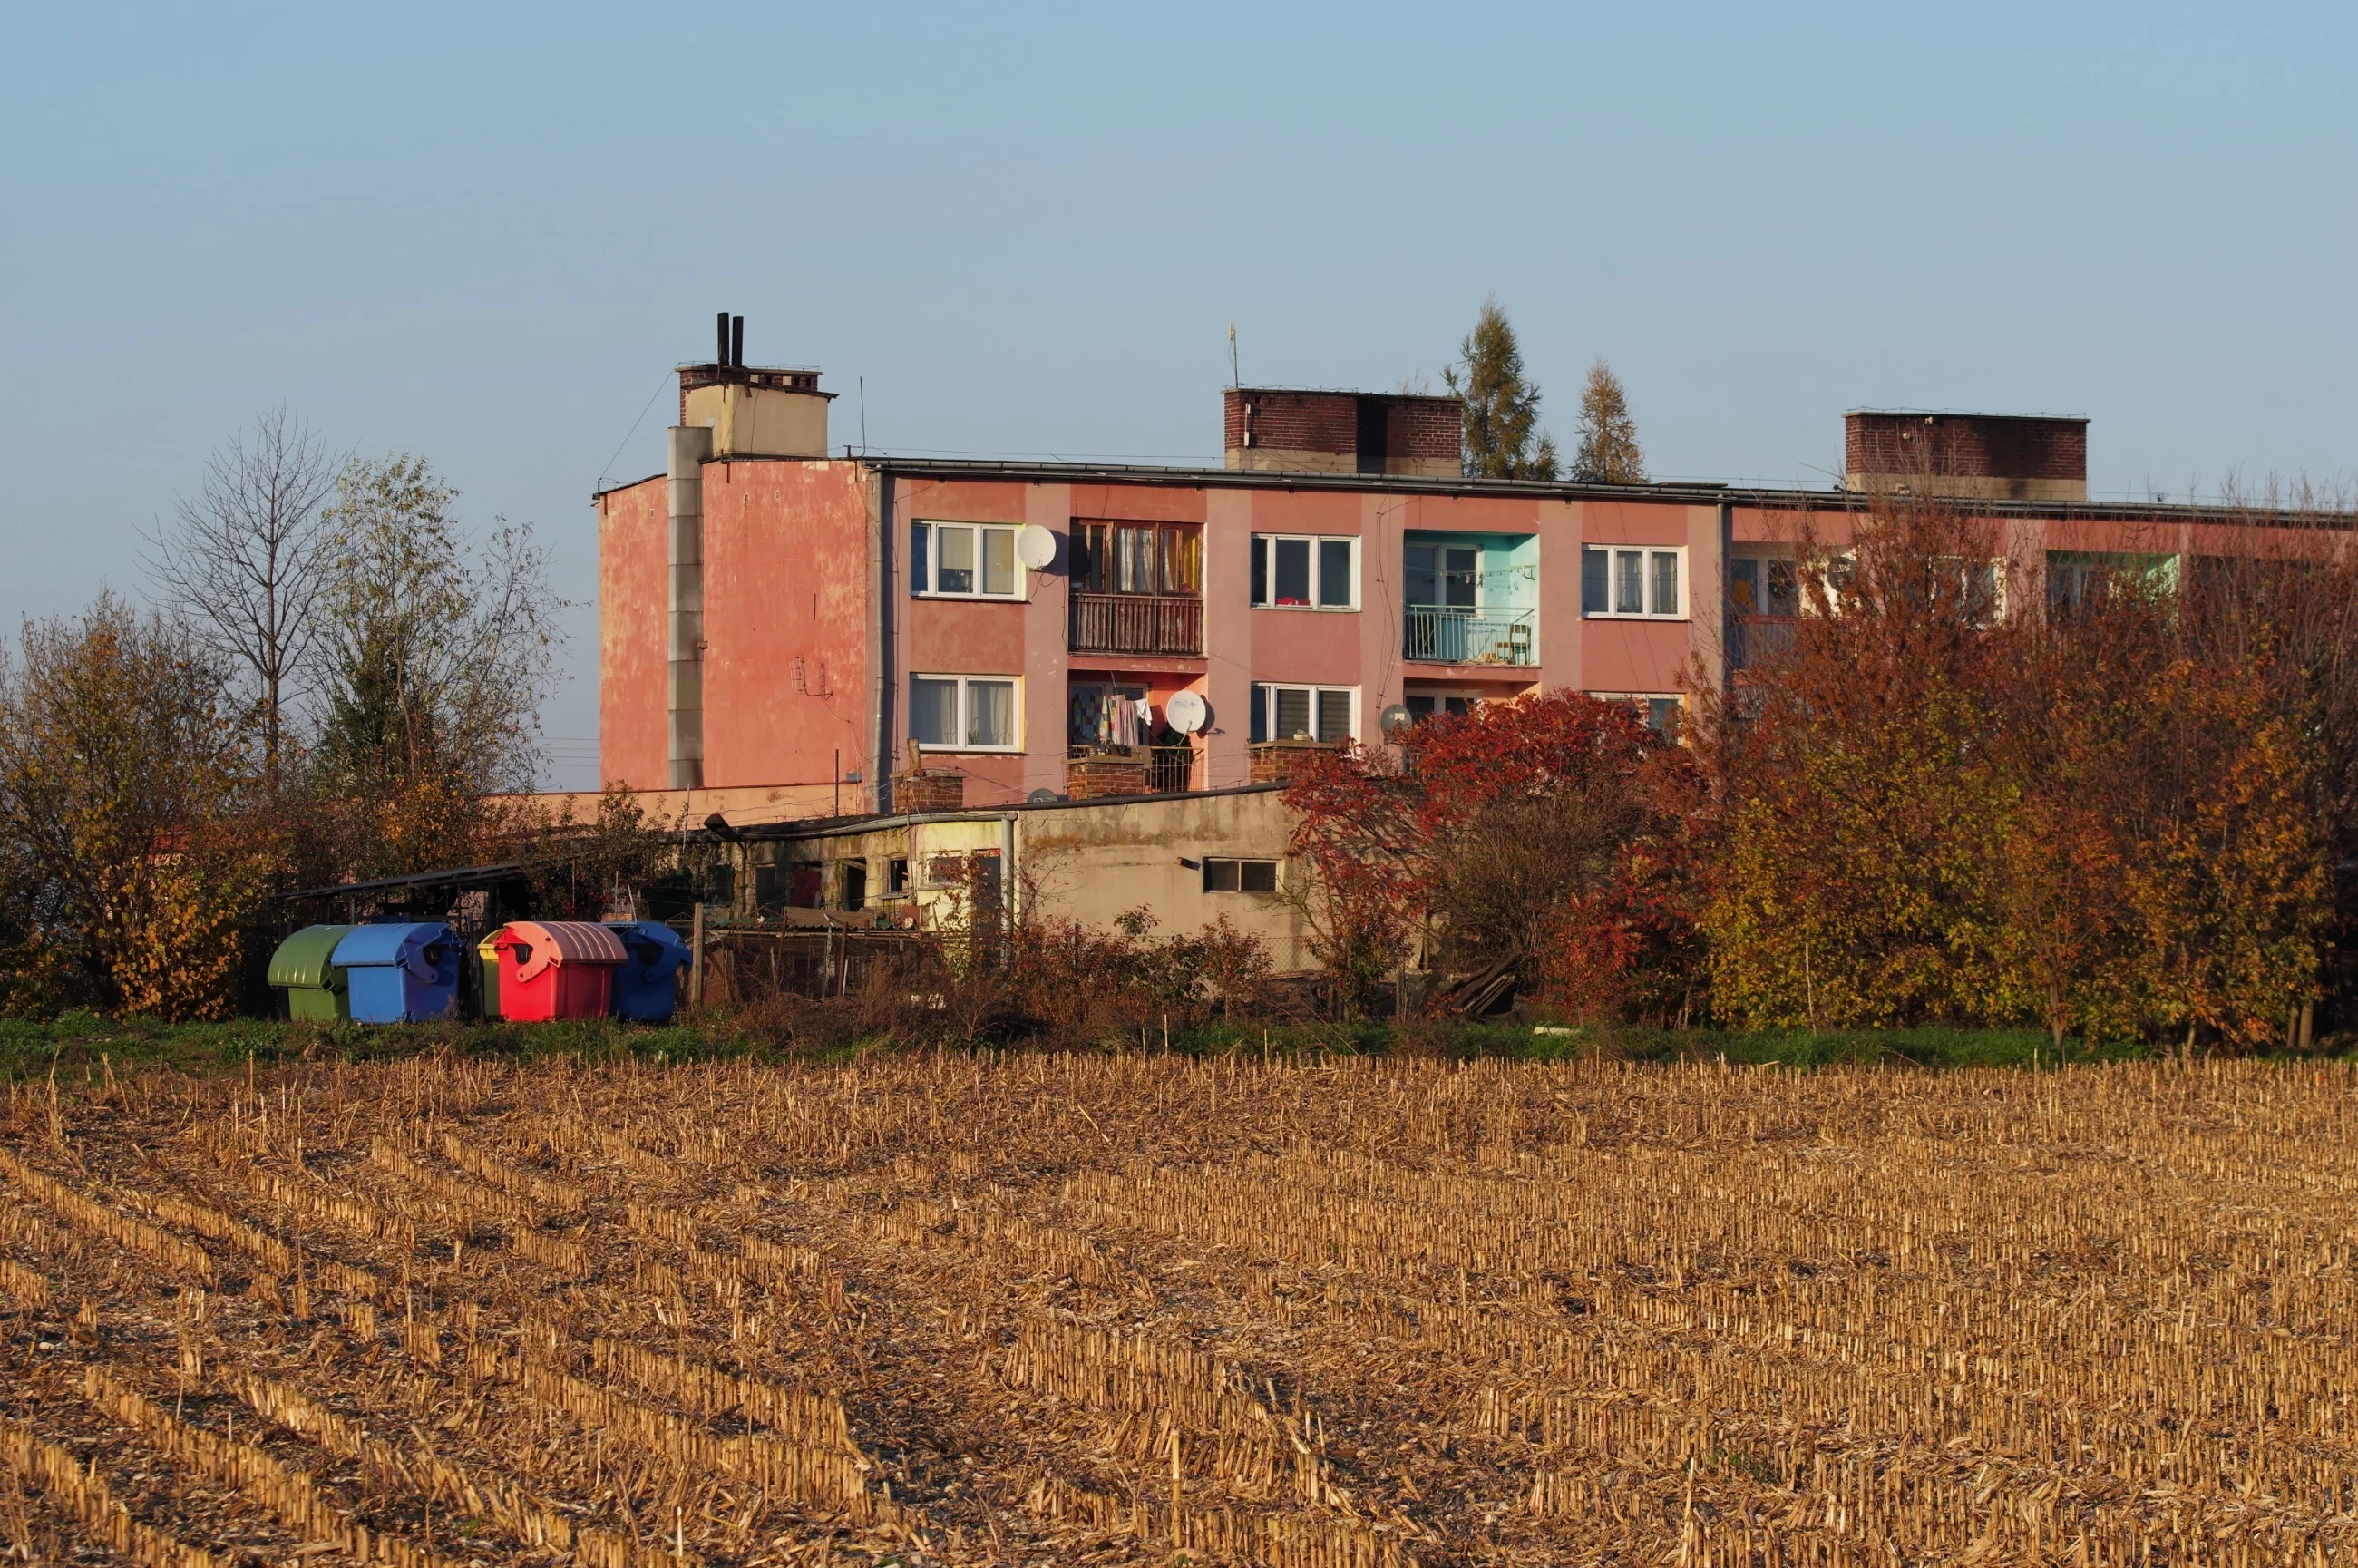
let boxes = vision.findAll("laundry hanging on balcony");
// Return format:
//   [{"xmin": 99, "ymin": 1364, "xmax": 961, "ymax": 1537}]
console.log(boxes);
[{"xmin": 1069, "ymin": 686, "xmax": 1154, "ymax": 748}]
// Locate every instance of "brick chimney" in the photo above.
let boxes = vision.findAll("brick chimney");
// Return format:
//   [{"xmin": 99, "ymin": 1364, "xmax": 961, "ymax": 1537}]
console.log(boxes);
[
  {"xmin": 1844, "ymin": 411, "xmax": 2087, "ymax": 503},
  {"xmin": 678, "ymin": 312, "xmax": 834, "ymax": 459},
  {"xmin": 1223, "ymin": 388, "xmax": 1462, "ymax": 478}
]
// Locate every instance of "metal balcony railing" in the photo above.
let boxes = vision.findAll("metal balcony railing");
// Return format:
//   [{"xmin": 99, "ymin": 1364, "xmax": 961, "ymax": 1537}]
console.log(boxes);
[
  {"xmin": 1070, "ymin": 592, "xmax": 1203, "ymax": 657},
  {"xmin": 1402, "ymin": 607, "xmax": 1536, "ymax": 666},
  {"xmin": 1727, "ymin": 613, "xmax": 1798, "ymax": 669}
]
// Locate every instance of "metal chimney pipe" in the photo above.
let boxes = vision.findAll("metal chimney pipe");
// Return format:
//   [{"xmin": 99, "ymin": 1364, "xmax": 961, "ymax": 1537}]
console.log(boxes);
[
  {"xmin": 730, "ymin": 315, "xmax": 745, "ymax": 368},
  {"xmin": 715, "ymin": 311, "xmax": 729, "ymax": 366}
]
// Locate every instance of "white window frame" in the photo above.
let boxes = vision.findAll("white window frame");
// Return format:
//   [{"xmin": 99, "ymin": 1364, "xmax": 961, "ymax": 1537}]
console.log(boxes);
[
  {"xmin": 1252, "ymin": 683, "xmax": 1359, "ymax": 744},
  {"xmin": 1581, "ymin": 544, "xmax": 1687, "ymax": 619},
  {"xmin": 911, "ymin": 521, "xmax": 1024, "ymax": 600},
  {"xmin": 1250, "ymin": 533, "xmax": 1359, "ymax": 610},
  {"xmin": 1588, "ymin": 691, "xmax": 1685, "ymax": 736},
  {"xmin": 908, "ymin": 673, "xmax": 1024, "ymax": 753}
]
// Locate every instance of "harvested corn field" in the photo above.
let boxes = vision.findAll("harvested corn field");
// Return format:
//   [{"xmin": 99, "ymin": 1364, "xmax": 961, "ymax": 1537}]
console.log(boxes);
[{"xmin": 1, "ymin": 1056, "xmax": 2354, "ymax": 1567}]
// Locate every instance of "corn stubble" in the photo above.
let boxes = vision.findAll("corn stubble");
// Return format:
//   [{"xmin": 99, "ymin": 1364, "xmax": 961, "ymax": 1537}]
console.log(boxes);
[{"xmin": 0, "ymin": 1056, "xmax": 2353, "ymax": 1565}]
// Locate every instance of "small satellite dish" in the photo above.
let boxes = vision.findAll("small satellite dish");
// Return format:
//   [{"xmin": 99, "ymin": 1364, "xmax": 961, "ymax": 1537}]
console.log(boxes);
[
  {"xmin": 1165, "ymin": 690, "xmax": 1209, "ymax": 735},
  {"xmin": 1014, "ymin": 524, "xmax": 1057, "ymax": 571},
  {"xmin": 1027, "ymin": 788, "xmax": 1057, "ymax": 803},
  {"xmin": 1380, "ymin": 704, "xmax": 1412, "ymax": 735}
]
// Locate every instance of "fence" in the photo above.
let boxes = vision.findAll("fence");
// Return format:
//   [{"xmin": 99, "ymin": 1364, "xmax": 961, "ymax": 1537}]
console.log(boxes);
[
  {"xmin": 1071, "ymin": 592, "xmax": 1203, "ymax": 656},
  {"xmin": 1401, "ymin": 608, "xmax": 1535, "ymax": 666},
  {"xmin": 699, "ymin": 929, "xmax": 936, "ymax": 1006}
]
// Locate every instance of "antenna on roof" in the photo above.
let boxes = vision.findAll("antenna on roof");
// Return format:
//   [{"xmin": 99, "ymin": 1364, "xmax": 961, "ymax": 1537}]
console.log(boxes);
[{"xmin": 1228, "ymin": 323, "xmax": 1239, "ymax": 388}]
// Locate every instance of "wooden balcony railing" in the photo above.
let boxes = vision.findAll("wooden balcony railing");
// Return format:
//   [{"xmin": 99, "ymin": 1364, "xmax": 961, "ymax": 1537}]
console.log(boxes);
[{"xmin": 1071, "ymin": 592, "xmax": 1203, "ymax": 657}]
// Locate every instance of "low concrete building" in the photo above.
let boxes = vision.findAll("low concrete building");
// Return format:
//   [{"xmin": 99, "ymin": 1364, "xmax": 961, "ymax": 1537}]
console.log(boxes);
[{"xmin": 727, "ymin": 783, "xmax": 1311, "ymax": 969}]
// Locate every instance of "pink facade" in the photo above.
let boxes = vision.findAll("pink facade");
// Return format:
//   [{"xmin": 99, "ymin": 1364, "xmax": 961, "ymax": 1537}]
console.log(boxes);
[{"xmin": 593, "ymin": 377, "xmax": 2327, "ymax": 823}]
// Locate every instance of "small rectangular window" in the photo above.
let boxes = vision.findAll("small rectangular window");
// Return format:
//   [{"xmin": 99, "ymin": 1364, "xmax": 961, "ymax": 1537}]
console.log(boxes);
[
  {"xmin": 1614, "ymin": 550, "xmax": 1644, "ymax": 614},
  {"xmin": 887, "ymin": 857, "xmax": 909, "ymax": 894},
  {"xmin": 1274, "ymin": 686, "xmax": 1311, "ymax": 740},
  {"xmin": 1252, "ymin": 535, "xmax": 1355, "ymax": 609},
  {"xmin": 1583, "ymin": 546, "xmax": 1687, "ymax": 619},
  {"xmin": 1319, "ymin": 540, "xmax": 1352, "ymax": 607},
  {"xmin": 1273, "ymin": 538, "xmax": 1311, "ymax": 604},
  {"xmin": 1582, "ymin": 547, "xmax": 1608, "ymax": 613},
  {"xmin": 913, "ymin": 521, "xmax": 1021, "ymax": 599},
  {"xmin": 966, "ymin": 678, "xmax": 1016, "ymax": 748},
  {"xmin": 910, "ymin": 677, "xmax": 959, "ymax": 745},
  {"xmin": 939, "ymin": 525, "xmax": 977, "ymax": 595},
  {"xmin": 982, "ymin": 529, "xmax": 1016, "ymax": 597},
  {"xmin": 911, "ymin": 674, "xmax": 1020, "ymax": 751},
  {"xmin": 1252, "ymin": 684, "xmax": 1357, "ymax": 743},
  {"xmin": 1203, "ymin": 858, "xmax": 1278, "ymax": 893}
]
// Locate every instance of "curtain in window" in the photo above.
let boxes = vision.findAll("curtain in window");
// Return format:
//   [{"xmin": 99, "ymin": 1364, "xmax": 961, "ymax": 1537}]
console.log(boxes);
[
  {"xmin": 967, "ymin": 679, "xmax": 1015, "ymax": 747},
  {"xmin": 1161, "ymin": 527, "xmax": 1203, "ymax": 596}
]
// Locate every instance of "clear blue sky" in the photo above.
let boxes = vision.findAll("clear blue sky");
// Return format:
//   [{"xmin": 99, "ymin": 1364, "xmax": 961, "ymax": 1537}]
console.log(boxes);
[{"xmin": 5, "ymin": 3, "xmax": 2352, "ymax": 789}]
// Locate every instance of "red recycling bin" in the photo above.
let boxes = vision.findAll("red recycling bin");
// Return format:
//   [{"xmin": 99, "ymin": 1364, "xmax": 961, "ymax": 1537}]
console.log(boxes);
[{"xmin": 486, "ymin": 920, "xmax": 628, "ymax": 1021}]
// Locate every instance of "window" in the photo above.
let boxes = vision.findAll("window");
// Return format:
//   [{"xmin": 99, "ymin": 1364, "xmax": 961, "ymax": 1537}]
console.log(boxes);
[
  {"xmin": 1590, "ymin": 692, "xmax": 1683, "ymax": 737},
  {"xmin": 1250, "ymin": 534, "xmax": 1358, "ymax": 609},
  {"xmin": 1404, "ymin": 694, "xmax": 1474, "ymax": 723},
  {"xmin": 1250, "ymin": 684, "xmax": 1356, "ymax": 743},
  {"xmin": 911, "ymin": 521, "xmax": 1020, "ymax": 599},
  {"xmin": 1203, "ymin": 858, "xmax": 1280, "ymax": 893},
  {"xmin": 1404, "ymin": 543, "xmax": 1479, "ymax": 609},
  {"xmin": 1729, "ymin": 554, "xmax": 1799, "ymax": 617},
  {"xmin": 1581, "ymin": 546, "xmax": 1683, "ymax": 618},
  {"xmin": 909, "ymin": 675, "xmax": 1019, "ymax": 751},
  {"xmin": 886, "ymin": 857, "xmax": 909, "ymax": 895},
  {"xmin": 839, "ymin": 862, "xmax": 867, "ymax": 911},
  {"xmin": 1072, "ymin": 522, "xmax": 1202, "ymax": 596}
]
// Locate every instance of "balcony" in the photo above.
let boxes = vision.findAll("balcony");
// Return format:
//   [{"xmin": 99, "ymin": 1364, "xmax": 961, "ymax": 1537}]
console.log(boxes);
[
  {"xmin": 1402, "ymin": 607, "xmax": 1535, "ymax": 666},
  {"xmin": 1071, "ymin": 592, "xmax": 1203, "ymax": 657},
  {"xmin": 1726, "ymin": 614, "xmax": 1797, "ymax": 670}
]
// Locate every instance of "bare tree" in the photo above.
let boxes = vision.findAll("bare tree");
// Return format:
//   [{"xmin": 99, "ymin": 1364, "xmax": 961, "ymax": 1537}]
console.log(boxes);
[{"xmin": 142, "ymin": 408, "xmax": 340, "ymax": 786}]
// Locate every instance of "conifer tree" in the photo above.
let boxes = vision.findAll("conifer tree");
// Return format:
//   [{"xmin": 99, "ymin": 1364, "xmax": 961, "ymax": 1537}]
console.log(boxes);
[
  {"xmin": 1444, "ymin": 298, "xmax": 1558, "ymax": 480},
  {"xmin": 1571, "ymin": 360, "xmax": 1646, "ymax": 483}
]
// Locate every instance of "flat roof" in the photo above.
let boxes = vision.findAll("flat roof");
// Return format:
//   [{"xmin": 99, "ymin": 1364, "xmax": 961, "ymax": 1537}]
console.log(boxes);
[
  {"xmin": 592, "ymin": 454, "xmax": 2349, "ymax": 528},
  {"xmin": 730, "ymin": 782, "xmax": 1285, "ymax": 845}
]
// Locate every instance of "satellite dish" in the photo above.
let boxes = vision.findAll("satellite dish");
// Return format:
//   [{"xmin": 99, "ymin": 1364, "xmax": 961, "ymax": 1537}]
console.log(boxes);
[
  {"xmin": 1380, "ymin": 704, "xmax": 1412, "ymax": 735},
  {"xmin": 1165, "ymin": 690, "xmax": 1208, "ymax": 735},
  {"xmin": 1014, "ymin": 524, "xmax": 1057, "ymax": 571},
  {"xmin": 1027, "ymin": 788, "xmax": 1058, "ymax": 803}
]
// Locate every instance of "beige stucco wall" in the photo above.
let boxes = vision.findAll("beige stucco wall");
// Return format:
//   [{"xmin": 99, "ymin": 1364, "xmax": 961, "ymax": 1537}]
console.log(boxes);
[
  {"xmin": 749, "ymin": 787, "xmax": 1312, "ymax": 969},
  {"xmin": 683, "ymin": 384, "xmax": 830, "ymax": 459}
]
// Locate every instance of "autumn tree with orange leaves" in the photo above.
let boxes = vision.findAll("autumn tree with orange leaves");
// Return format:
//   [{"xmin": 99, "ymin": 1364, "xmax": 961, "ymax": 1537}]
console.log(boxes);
[{"xmin": 1281, "ymin": 691, "xmax": 1702, "ymax": 1021}]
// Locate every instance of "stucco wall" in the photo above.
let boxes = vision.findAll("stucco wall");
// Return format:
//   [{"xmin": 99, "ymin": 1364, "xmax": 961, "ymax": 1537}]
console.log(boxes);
[
  {"xmin": 699, "ymin": 458, "xmax": 873, "ymax": 794},
  {"xmin": 761, "ymin": 786, "xmax": 1311, "ymax": 970},
  {"xmin": 596, "ymin": 477, "xmax": 669, "ymax": 791}
]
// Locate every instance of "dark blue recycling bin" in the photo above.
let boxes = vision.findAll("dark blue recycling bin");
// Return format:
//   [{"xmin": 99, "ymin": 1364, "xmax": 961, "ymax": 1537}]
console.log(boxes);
[
  {"xmin": 332, "ymin": 922, "xmax": 461, "ymax": 1024},
  {"xmin": 603, "ymin": 920, "xmax": 689, "ymax": 1022}
]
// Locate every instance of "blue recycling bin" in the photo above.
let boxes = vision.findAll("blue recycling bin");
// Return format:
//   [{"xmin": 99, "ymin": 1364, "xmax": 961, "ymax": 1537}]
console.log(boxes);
[
  {"xmin": 331, "ymin": 922, "xmax": 461, "ymax": 1024},
  {"xmin": 603, "ymin": 920, "xmax": 689, "ymax": 1022}
]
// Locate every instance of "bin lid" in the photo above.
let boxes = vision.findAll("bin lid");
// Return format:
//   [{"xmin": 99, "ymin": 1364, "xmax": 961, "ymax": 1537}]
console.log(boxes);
[
  {"xmin": 268, "ymin": 925, "xmax": 358, "ymax": 990},
  {"xmin": 603, "ymin": 920, "xmax": 689, "ymax": 974},
  {"xmin": 332, "ymin": 922, "xmax": 458, "ymax": 980},
  {"xmin": 493, "ymin": 920, "xmax": 628, "ymax": 982}
]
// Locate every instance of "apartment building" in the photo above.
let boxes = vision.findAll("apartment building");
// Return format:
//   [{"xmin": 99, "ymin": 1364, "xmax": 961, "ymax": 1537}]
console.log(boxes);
[{"xmin": 592, "ymin": 326, "xmax": 2260, "ymax": 826}]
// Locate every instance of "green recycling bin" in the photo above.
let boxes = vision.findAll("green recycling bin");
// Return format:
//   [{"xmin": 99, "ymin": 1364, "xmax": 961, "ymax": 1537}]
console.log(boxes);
[{"xmin": 268, "ymin": 924, "xmax": 359, "ymax": 1020}]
